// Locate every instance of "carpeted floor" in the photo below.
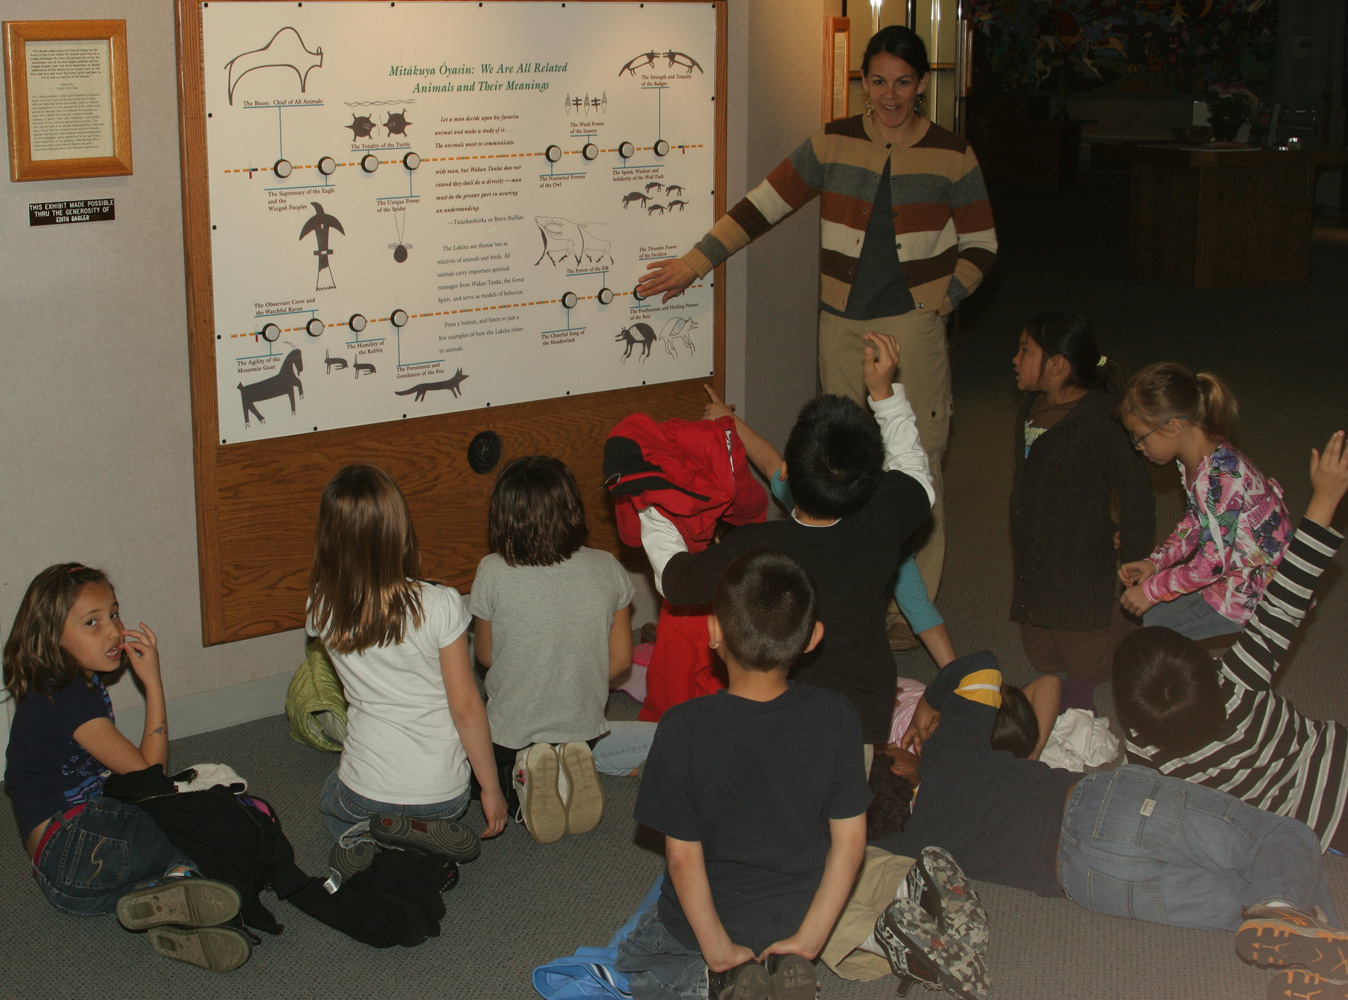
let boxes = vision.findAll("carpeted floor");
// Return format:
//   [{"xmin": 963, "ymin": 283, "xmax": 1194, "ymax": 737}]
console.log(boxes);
[{"xmin": 3, "ymin": 167, "xmax": 1346, "ymax": 999}]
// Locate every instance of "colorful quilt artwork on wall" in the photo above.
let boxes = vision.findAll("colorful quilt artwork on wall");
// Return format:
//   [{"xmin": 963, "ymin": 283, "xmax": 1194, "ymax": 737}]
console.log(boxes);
[{"xmin": 970, "ymin": 0, "xmax": 1278, "ymax": 98}]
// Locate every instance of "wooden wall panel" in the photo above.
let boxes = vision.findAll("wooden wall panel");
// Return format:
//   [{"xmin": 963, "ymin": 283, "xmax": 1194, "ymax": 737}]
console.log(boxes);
[{"xmin": 177, "ymin": 0, "xmax": 728, "ymax": 643}]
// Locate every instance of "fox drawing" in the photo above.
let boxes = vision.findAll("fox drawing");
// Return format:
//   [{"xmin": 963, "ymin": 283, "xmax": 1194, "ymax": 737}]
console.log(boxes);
[{"xmin": 394, "ymin": 368, "xmax": 468, "ymax": 402}]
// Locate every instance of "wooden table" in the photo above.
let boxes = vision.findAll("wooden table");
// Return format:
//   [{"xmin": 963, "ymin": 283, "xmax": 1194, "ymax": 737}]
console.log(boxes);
[{"xmin": 1091, "ymin": 143, "xmax": 1348, "ymax": 289}]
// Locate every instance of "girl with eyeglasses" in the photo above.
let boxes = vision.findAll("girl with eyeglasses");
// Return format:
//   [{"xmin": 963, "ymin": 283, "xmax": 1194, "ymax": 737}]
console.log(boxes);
[{"xmin": 1118, "ymin": 362, "xmax": 1292, "ymax": 638}]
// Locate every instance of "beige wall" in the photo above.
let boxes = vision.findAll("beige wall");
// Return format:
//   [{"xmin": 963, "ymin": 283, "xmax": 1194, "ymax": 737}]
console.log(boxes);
[{"xmin": 0, "ymin": 0, "xmax": 838, "ymax": 741}]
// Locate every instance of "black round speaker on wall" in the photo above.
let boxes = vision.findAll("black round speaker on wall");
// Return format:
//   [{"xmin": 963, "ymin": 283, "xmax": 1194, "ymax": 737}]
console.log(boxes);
[{"xmin": 468, "ymin": 430, "xmax": 503, "ymax": 474}]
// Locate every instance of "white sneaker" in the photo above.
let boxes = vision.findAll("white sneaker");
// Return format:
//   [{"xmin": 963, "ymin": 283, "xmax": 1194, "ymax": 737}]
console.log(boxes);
[
  {"xmin": 514, "ymin": 743, "xmax": 566, "ymax": 844},
  {"xmin": 558, "ymin": 741, "xmax": 604, "ymax": 836}
]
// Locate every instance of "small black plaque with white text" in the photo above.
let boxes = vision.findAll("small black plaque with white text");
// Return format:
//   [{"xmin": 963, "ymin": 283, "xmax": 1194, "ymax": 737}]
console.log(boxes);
[{"xmin": 29, "ymin": 199, "xmax": 116, "ymax": 227}]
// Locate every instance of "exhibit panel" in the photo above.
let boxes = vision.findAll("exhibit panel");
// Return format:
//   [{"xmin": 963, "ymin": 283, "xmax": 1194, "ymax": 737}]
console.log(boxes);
[{"xmin": 179, "ymin": 0, "xmax": 727, "ymax": 643}]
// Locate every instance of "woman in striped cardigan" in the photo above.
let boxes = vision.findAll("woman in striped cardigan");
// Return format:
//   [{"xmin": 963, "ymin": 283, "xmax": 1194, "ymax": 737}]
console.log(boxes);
[{"xmin": 637, "ymin": 26, "xmax": 996, "ymax": 603}]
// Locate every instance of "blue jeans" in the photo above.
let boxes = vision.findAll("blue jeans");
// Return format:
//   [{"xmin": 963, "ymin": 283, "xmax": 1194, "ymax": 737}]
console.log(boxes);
[
  {"xmin": 1058, "ymin": 764, "xmax": 1336, "ymax": 932},
  {"xmin": 33, "ymin": 796, "xmax": 195, "ymax": 916},
  {"xmin": 1143, "ymin": 591, "xmax": 1241, "ymax": 640},
  {"xmin": 593, "ymin": 722, "xmax": 656, "ymax": 776},
  {"xmin": 319, "ymin": 769, "xmax": 471, "ymax": 842},
  {"xmin": 615, "ymin": 905, "xmax": 708, "ymax": 1000}
]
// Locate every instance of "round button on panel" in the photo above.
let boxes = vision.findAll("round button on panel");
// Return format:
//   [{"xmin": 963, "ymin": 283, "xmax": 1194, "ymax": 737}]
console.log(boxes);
[
  {"xmin": 305, "ymin": 317, "xmax": 324, "ymax": 337},
  {"xmin": 597, "ymin": 287, "xmax": 615, "ymax": 305},
  {"xmin": 653, "ymin": 139, "xmax": 670, "ymax": 157},
  {"xmin": 561, "ymin": 291, "xmax": 579, "ymax": 309},
  {"xmin": 260, "ymin": 322, "xmax": 281, "ymax": 342},
  {"xmin": 273, "ymin": 159, "xmax": 293, "ymax": 179},
  {"xmin": 348, "ymin": 313, "xmax": 368, "ymax": 333},
  {"xmin": 361, "ymin": 153, "xmax": 380, "ymax": 173},
  {"xmin": 545, "ymin": 145, "xmax": 563, "ymax": 163},
  {"xmin": 582, "ymin": 143, "xmax": 599, "ymax": 161},
  {"xmin": 317, "ymin": 156, "xmax": 337, "ymax": 176},
  {"xmin": 618, "ymin": 141, "xmax": 635, "ymax": 159},
  {"xmin": 390, "ymin": 309, "xmax": 409, "ymax": 328},
  {"xmin": 403, "ymin": 151, "xmax": 421, "ymax": 170},
  {"xmin": 632, "ymin": 285, "xmax": 646, "ymax": 302}
]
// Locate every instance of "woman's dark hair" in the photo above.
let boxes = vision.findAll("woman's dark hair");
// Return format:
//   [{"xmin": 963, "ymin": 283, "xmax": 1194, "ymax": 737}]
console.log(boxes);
[
  {"xmin": 783, "ymin": 395, "xmax": 884, "ymax": 520},
  {"xmin": 3, "ymin": 564, "xmax": 118, "ymax": 703},
  {"xmin": 990, "ymin": 684, "xmax": 1039, "ymax": 758},
  {"xmin": 488, "ymin": 456, "xmax": 588, "ymax": 567},
  {"xmin": 1023, "ymin": 309, "xmax": 1125, "ymax": 396},
  {"xmin": 1112, "ymin": 626, "xmax": 1226, "ymax": 755},
  {"xmin": 862, "ymin": 25, "xmax": 931, "ymax": 78}
]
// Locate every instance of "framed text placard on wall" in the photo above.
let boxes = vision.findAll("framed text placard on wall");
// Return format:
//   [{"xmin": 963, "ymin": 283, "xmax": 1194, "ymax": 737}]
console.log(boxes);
[{"xmin": 178, "ymin": 1, "xmax": 727, "ymax": 643}]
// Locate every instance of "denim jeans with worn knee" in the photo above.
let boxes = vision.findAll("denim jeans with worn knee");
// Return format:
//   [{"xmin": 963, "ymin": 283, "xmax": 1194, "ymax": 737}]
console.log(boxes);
[
  {"xmin": 1142, "ymin": 591, "xmax": 1241, "ymax": 640},
  {"xmin": 1058, "ymin": 764, "xmax": 1336, "ymax": 932},
  {"xmin": 33, "ymin": 796, "xmax": 195, "ymax": 916},
  {"xmin": 616, "ymin": 905, "xmax": 708, "ymax": 1000},
  {"xmin": 319, "ymin": 769, "xmax": 471, "ymax": 842}
]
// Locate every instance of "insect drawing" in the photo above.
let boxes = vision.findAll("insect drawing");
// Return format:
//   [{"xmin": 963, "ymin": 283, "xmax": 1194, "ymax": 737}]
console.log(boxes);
[{"xmin": 389, "ymin": 214, "xmax": 412, "ymax": 263}]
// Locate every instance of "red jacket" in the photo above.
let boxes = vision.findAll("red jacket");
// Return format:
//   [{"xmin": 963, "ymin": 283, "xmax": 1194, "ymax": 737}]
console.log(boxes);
[
  {"xmin": 603, "ymin": 414, "xmax": 767, "ymax": 552},
  {"xmin": 604, "ymin": 413, "xmax": 767, "ymax": 721}
]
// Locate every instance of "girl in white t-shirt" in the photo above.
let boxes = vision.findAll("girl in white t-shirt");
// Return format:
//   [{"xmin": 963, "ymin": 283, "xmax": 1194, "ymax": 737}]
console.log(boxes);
[{"xmin": 308, "ymin": 464, "xmax": 506, "ymax": 867}]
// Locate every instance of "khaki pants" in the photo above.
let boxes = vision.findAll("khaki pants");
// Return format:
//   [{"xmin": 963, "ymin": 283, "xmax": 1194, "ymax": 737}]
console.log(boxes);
[
  {"xmin": 820, "ymin": 846, "xmax": 915, "ymax": 981},
  {"xmin": 818, "ymin": 310, "xmax": 950, "ymax": 599}
]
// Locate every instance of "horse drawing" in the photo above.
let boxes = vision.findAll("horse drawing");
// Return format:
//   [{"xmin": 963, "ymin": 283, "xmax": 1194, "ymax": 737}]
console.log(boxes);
[
  {"xmin": 238, "ymin": 346, "xmax": 303, "ymax": 427},
  {"xmin": 616, "ymin": 324, "xmax": 657, "ymax": 363}
]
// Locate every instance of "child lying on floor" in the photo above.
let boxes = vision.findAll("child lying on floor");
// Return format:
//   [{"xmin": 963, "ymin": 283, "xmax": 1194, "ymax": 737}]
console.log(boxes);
[{"xmin": 870, "ymin": 623, "xmax": 1348, "ymax": 998}]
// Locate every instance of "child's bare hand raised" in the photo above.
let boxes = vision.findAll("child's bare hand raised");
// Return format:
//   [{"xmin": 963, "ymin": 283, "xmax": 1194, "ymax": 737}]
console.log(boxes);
[
  {"xmin": 702, "ymin": 384, "xmax": 736, "ymax": 422},
  {"xmin": 1306, "ymin": 430, "xmax": 1348, "ymax": 527},
  {"xmin": 861, "ymin": 332, "xmax": 900, "ymax": 402},
  {"xmin": 121, "ymin": 622, "xmax": 163, "ymax": 687}
]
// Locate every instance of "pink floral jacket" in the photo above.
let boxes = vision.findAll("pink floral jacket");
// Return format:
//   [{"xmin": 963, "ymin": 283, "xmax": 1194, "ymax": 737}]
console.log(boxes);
[{"xmin": 1142, "ymin": 441, "xmax": 1291, "ymax": 623}]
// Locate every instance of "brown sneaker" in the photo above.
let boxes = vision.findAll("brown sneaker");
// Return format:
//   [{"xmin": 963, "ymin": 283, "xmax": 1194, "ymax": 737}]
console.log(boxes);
[
  {"xmin": 1236, "ymin": 905, "xmax": 1348, "ymax": 983},
  {"xmin": 1268, "ymin": 970, "xmax": 1348, "ymax": 1000},
  {"xmin": 887, "ymin": 611, "xmax": 922, "ymax": 652}
]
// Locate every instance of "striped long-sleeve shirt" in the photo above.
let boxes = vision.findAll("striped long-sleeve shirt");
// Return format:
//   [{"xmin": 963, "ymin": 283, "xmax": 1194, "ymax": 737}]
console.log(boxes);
[
  {"xmin": 683, "ymin": 114, "xmax": 996, "ymax": 317},
  {"xmin": 1125, "ymin": 517, "xmax": 1347, "ymax": 848}
]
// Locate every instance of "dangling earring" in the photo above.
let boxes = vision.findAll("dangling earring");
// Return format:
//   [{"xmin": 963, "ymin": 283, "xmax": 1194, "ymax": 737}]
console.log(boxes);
[
  {"xmin": 915, "ymin": 94, "xmax": 925, "ymax": 116},
  {"xmin": 865, "ymin": 96, "xmax": 873, "ymax": 118}
]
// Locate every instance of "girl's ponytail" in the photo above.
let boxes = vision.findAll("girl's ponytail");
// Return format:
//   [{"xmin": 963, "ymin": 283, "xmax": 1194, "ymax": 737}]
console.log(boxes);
[
  {"xmin": 1024, "ymin": 309, "xmax": 1121, "ymax": 396},
  {"xmin": 1195, "ymin": 372, "xmax": 1237, "ymax": 439},
  {"xmin": 1123, "ymin": 362, "xmax": 1238, "ymax": 440}
]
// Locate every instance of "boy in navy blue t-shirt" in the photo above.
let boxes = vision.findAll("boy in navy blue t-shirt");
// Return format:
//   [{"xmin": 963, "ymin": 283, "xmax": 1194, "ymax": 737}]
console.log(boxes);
[{"xmin": 617, "ymin": 549, "xmax": 871, "ymax": 1000}]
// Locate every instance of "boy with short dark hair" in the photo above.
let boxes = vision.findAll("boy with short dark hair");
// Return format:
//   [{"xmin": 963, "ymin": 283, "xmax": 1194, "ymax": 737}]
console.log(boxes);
[
  {"xmin": 637, "ymin": 333, "xmax": 934, "ymax": 746},
  {"xmin": 1114, "ymin": 430, "xmax": 1348, "ymax": 854},
  {"xmin": 616, "ymin": 549, "xmax": 871, "ymax": 1000}
]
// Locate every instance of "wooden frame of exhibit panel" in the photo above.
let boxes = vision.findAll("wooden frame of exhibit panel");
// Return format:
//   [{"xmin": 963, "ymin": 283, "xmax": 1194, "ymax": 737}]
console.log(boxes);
[{"xmin": 176, "ymin": 0, "xmax": 728, "ymax": 644}]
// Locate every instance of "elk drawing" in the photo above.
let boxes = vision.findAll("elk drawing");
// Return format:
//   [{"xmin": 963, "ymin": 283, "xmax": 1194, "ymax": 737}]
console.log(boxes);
[{"xmin": 238, "ymin": 345, "xmax": 303, "ymax": 428}]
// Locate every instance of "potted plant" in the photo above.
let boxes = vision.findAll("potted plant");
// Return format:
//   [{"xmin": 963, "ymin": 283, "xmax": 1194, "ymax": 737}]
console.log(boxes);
[{"xmin": 1206, "ymin": 82, "xmax": 1258, "ymax": 142}]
